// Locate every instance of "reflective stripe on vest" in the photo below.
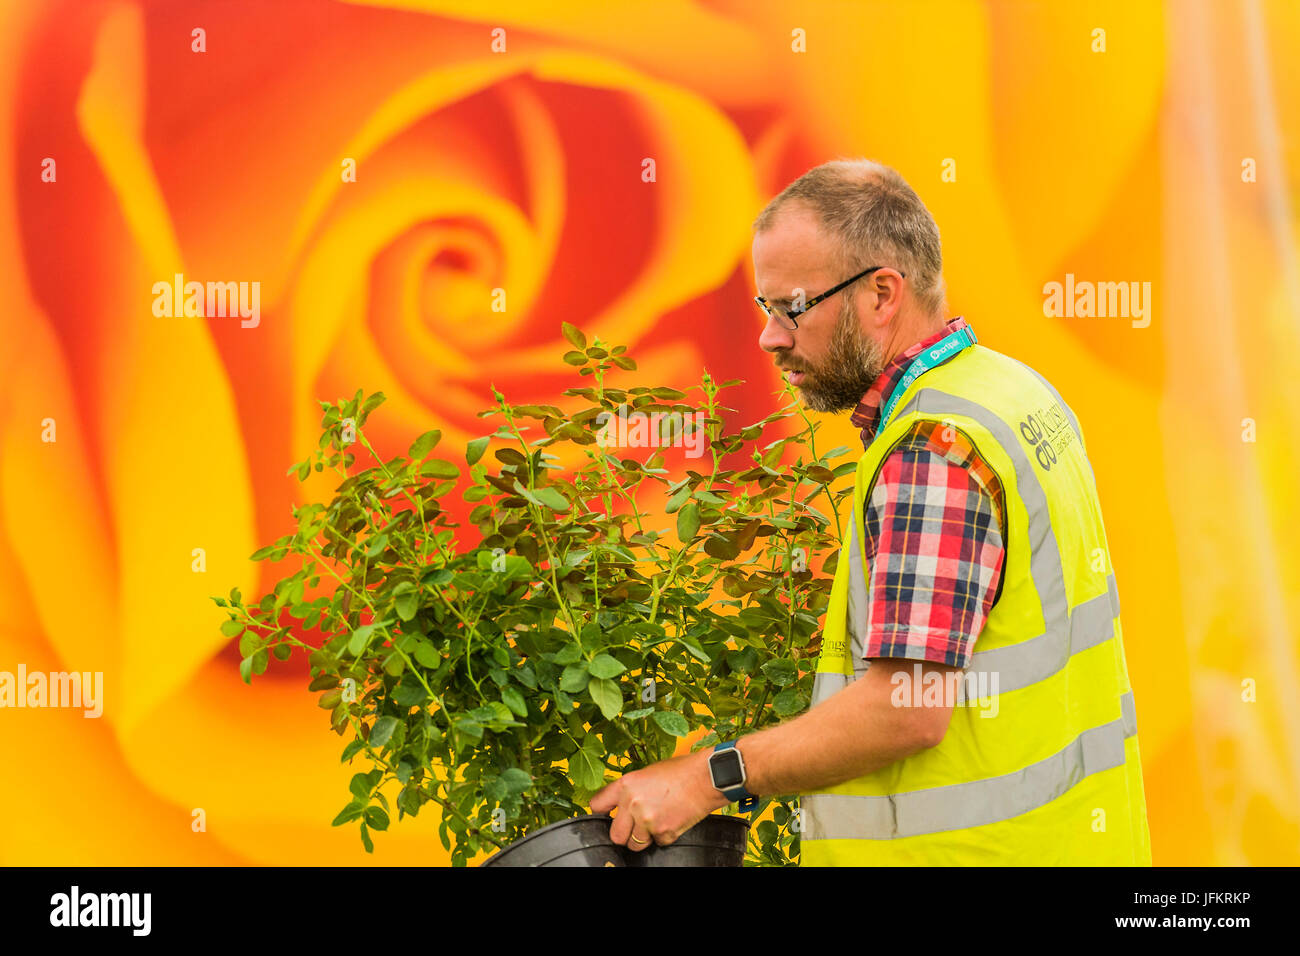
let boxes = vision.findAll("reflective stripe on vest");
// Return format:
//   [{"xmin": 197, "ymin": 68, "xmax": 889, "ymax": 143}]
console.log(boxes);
[
  {"xmin": 805, "ymin": 381, "xmax": 1132, "ymax": 842},
  {"xmin": 803, "ymin": 691, "xmax": 1137, "ymax": 840}
]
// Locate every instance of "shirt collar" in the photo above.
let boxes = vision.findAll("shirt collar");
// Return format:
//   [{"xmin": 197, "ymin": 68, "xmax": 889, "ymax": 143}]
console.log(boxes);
[{"xmin": 849, "ymin": 316, "xmax": 973, "ymax": 447}]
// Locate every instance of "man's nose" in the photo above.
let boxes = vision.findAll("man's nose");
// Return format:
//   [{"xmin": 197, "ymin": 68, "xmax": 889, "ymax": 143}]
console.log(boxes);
[{"xmin": 758, "ymin": 313, "xmax": 795, "ymax": 354}]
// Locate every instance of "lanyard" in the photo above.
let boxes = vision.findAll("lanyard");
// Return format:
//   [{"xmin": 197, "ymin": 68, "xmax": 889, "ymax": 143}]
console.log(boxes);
[{"xmin": 878, "ymin": 326, "xmax": 978, "ymax": 430}]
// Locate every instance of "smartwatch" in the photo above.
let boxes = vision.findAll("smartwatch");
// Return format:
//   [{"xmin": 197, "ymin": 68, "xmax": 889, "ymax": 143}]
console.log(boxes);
[{"xmin": 708, "ymin": 740, "xmax": 755, "ymax": 804}]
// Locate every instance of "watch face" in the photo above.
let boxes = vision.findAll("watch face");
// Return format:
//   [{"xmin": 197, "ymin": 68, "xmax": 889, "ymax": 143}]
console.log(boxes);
[{"xmin": 711, "ymin": 750, "xmax": 744, "ymax": 789}]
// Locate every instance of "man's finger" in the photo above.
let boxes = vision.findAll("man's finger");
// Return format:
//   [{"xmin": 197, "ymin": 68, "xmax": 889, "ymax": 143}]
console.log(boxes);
[
  {"xmin": 625, "ymin": 824, "xmax": 654, "ymax": 852},
  {"xmin": 607, "ymin": 806, "xmax": 636, "ymax": 846},
  {"xmin": 589, "ymin": 780, "xmax": 621, "ymax": 814}
]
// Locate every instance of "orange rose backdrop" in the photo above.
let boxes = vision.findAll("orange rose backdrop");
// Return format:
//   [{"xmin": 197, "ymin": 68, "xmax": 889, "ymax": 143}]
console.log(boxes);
[{"xmin": 1, "ymin": 0, "xmax": 1297, "ymax": 865}]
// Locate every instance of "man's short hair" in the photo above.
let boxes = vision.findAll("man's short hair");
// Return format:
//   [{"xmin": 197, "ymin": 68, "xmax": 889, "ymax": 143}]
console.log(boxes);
[{"xmin": 752, "ymin": 158, "xmax": 946, "ymax": 316}]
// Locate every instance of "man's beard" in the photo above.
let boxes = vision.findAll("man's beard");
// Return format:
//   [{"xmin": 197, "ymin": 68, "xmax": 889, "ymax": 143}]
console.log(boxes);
[{"xmin": 793, "ymin": 298, "xmax": 886, "ymax": 413}]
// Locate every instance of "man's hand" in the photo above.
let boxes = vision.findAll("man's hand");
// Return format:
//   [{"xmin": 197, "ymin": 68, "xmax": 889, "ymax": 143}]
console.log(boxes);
[{"xmin": 589, "ymin": 749, "xmax": 731, "ymax": 852}]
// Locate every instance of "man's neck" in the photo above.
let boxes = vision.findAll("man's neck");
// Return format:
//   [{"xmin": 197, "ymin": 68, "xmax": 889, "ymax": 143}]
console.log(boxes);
[{"xmin": 881, "ymin": 310, "xmax": 947, "ymax": 362}]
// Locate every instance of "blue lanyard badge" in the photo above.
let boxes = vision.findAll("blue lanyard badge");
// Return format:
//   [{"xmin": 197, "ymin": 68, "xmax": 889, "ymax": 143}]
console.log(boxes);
[{"xmin": 878, "ymin": 326, "xmax": 977, "ymax": 430}]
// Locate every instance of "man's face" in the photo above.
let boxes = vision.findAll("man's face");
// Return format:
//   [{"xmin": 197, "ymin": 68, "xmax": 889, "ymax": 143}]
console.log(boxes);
[{"xmin": 752, "ymin": 206, "xmax": 886, "ymax": 413}]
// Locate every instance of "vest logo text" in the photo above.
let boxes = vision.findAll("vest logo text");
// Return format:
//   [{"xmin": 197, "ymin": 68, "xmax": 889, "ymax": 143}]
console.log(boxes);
[{"xmin": 1019, "ymin": 402, "xmax": 1075, "ymax": 472}]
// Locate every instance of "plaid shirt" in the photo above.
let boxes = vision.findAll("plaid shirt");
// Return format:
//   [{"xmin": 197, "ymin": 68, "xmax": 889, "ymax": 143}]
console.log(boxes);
[{"xmin": 849, "ymin": 317, "xmax": 1006, "ymax": 669}]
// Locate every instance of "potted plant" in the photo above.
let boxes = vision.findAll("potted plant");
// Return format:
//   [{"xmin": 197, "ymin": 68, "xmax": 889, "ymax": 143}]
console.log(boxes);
[{"xmin": 214, "ymin": 324, "xmax": 853, "ymax": 866}]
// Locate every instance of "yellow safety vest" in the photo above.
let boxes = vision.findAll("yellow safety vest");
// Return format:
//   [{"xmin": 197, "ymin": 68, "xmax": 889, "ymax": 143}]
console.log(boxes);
[{"xmin": 800, "ymin": 343, "xmax": 1152, "ymax": 866}]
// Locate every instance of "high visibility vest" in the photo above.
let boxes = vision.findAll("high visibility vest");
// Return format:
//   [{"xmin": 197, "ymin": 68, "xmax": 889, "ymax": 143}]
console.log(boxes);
[{"xmin": 800, "ymin": 343, "xmax": 1152, "ymax": 866}]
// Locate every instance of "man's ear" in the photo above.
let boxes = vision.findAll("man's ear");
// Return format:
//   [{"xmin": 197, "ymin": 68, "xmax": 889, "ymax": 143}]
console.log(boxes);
[{"xmin": 869, "ymin": 270, "xmax": 906, "ymax": 323}]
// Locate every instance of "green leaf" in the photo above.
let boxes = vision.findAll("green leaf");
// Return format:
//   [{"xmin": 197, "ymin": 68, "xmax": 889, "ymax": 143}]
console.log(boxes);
[
  {"xmin": 364, "ymin": 806, "xmax": 390, "ymax": 831},
  {"xmin": 588, "ymin": 677, "xmax": 623, "ymax": 720},
  {"xmin": 220, "ymin": 618, "xmax": 244, "ymax": 638},
  {"xmin": 348, "ymin": 624, "xmax": 377, "ymax": 657},
  {"xmin": 318, "ymin": 688, "xmax": 342, "ymax": 710},
  {"xmin": 587, "ymin": 654, "xmax": 626, "ymax": 679},
  {"xmin": 623, "ymin": 706, "xmax": 655, "ymax": 721},
  {"xmin": 773, "ymin": 689, "xmax": 804, "ymax": 716},
  {"xmin": 392, "ymin": 682, "xmax": 426, "ymax": 708},
  {"xmin": 560, "ymin": 663, "xmax": 591, "ymax": 693},
  {"xmin": 349, "ymin": 773, "xmax": 373, "ymax": 799},
  {"xmin": 454, "ymin": 717, "xmax": 484, "ymax": 740},
  {"xmin": 649, "ymin": 387, "xmax": 687, "ymax": 401},
  {"xmin": 704, "ymin": 534, "xmax": 741, "ymax": 560},
  {"xmin": 652, "ymin": 711, "xmax": 690, "ymax": 737},
  {"xmin": 420, "ymin": 459, "xmax": 459, "ymax": 480},
  {"xmin": 665, "ymin": 484, "xmax": 691, "ymax": 514},
  {"xmin": 569, "ymin": 741, "xmax": 606, "ymax": 790},
  {"xmin": 414, "ymin": 641, "xmax": 441, "ymax": 668},
  {"xmin": 511, "ymin": 481, "xmax": 542, "ymax": 507},
  {"xmin": 422, "ymin": 567, "xmax": 454, "ymax": 587},
  {"xmin": 331, "ymin": 803, "xmax": 363, "ymax": 826},
  {"xmin": 486, "ymin": 701, "xmax": 518, "ymax": 726},
  {"xmin": 501, "ymin": 686, "xmax": 529, "ymax": 718},
  {"xmin": 676, "ymin": 638, "xmax": 711, "ymax": 663},
  {"xmin": 532, "ymin": 485, "xmax": 570, "ymax": 512},
  {"xmin": 466, "ymin": 436, "xmax": 490, "ymax": 465},
  {"xmin": 561, "ymin": 322, "xmax": 587, "ymax": 350},
  {"xmin": 393, "ymin": 584, "xmax": 419, "ymax": 622},
  {"xmin": 499, "ymin": 767, "xmax": 533, "ymax": 795},
  {"xmin": 365, "ymin": 533, "xmax": 389, "ymax": 558},
  {"xmin": 553, "ymin": 644, "xmax": 583, "ymax": 665},
  {"xmin": 562, "ymin": 350, "xmax": 587, "ymax": 366},
  {"xmin": 341, "ymin": 739, "xmax": 365, "ymax": 762},
  {"xmin": 359, "ymin": 823, "xmax": 374, "ymax": 853},
  {"xmin": 676, "ymin": 502, "xmax": 701, "ymax": 541},
  {"xmin": 238, "ymin": 656, "xmax": 253, "ymax": 684},
  {"xmin": 409, "ymin": 429, "xmax": 442, "ymax": 459},
  {"xmin": 760, "ymin": 660, "xmax": 798, "ymax": 687}
]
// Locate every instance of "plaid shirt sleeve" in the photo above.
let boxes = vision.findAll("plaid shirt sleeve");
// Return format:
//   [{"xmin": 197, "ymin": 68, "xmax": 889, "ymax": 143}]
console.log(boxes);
[{"xmin": 861, "ymin": 420, "xmax": 1007, "ymax": 669}]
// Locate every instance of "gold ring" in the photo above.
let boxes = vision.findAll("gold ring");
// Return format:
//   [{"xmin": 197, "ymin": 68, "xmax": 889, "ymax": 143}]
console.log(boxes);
[{"xmin": 629, "ymin": 835, "xmax": 649, "ymax": 845}]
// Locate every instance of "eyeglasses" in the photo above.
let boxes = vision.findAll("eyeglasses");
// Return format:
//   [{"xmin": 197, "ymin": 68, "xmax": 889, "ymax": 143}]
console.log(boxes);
[{"xmin": 754, "ymin": 265, "xmax": 904, "ymax": 331}]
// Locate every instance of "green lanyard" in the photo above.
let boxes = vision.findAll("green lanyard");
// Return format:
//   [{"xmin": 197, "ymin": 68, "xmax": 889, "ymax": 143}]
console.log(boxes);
[{"xmin": 878, "ymin": 326, "xmax": 978, "ymax": 430}]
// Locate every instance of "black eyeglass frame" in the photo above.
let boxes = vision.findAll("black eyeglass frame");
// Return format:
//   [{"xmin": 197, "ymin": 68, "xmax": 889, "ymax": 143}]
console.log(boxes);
[{"xmin": 754, "ymin": 265, "xmax": 905, "ymax": 330}]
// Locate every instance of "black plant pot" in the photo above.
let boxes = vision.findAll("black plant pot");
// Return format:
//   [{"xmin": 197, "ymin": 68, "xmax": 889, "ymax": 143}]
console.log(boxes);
[
  {"xmin": 623, "ymin": 813, "xmax": 750, "ymax": 867},
  {"xmin": 480, "ymin": 813, "xmax": 626, "ymax": 867},
  {"xmin": 480, "ymin": 812, "xmax": 750, "ymax": 867}
]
